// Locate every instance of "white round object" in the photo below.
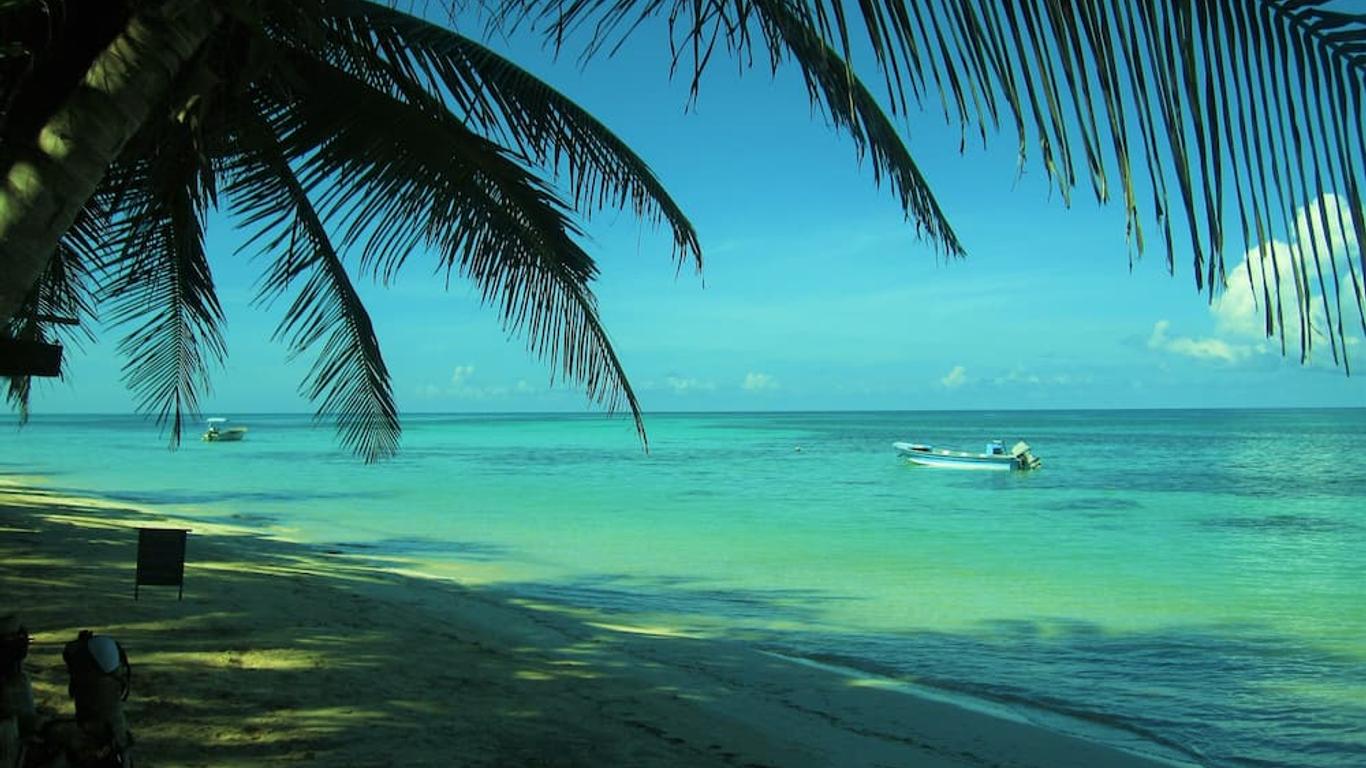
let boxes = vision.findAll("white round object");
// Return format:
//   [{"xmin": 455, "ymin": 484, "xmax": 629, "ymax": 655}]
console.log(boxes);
[{"xmin": 87, "ymin": 635, "xmax": 121, "ymax": 674}]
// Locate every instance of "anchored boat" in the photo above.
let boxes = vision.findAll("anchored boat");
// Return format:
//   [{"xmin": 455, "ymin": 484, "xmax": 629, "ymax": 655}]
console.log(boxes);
[
  {"xmin": 202, "ymin": 418, "xmax": 248, "ymax": 442},
  {"xmin": 894, "ymin": 439, "xmax": 1042, "ymax": 471}
]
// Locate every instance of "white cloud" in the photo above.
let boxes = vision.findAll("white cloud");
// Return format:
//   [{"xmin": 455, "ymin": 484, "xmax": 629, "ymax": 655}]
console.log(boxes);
[
  {"xmin": 940, "ymin": 365, "xmax": 967, "ymax": 388},
  {"xmin": 1148, "ymin": 320, "xmax": 1254, "ymax": 364},
  {"xmin": 1214, "ymin": 196, "xmax": 1365, "ymax": 348},
  {"xmin": 1158, "ymin": 194, "xmax": 1365, "ymax": 367},
  {"xmin": 665, "ymin": 376, "xmax": 716, "ymax": 394},
  {"xmin": 414, "ymin": 368, "xmax": 543, "ymax": 400},
  {"xmin": 742, "ymin": 372, "xmax": 778, "ymax": 392},
  {"xmin": 450, "ymin": 365, "xmax": 476, "ymax": 386},
  {"xmin": 1293, "ymin": 193, "xmax": 1358, "ymax": 255},
  {"xmin": 991, "ymin": 368, "xmax": 1091, "ymax": 387}
]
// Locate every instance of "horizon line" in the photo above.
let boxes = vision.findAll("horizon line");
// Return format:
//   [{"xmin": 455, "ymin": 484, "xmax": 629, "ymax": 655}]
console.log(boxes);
[{"xmin": 7, "ymin": 404, "xmax": 1365, "ymax": 419}]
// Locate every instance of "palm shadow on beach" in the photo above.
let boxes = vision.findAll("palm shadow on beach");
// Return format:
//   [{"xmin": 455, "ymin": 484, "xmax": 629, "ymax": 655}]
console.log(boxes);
[
  {"xmin": 4, "ymin": 492, "xmax": 1363, "ymax": 767},
  {"xmin": 4, "ymin": 494, "xmax": 828, "ymax": 766}
]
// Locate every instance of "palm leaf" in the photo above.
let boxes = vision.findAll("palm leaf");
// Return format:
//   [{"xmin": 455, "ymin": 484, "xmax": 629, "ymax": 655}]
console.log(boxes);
[
  {"xmin": 3, "ymin": 199, "xmax": 102, "ymax": 419},
  {"xmin": 497, "ymin": 0, "xmax": 964, "ymax": 255},
  {"xmin": 225, "ymin": 103, "xmax": 401, "ymax": 463},
  {"xmin": 306, "ymin": 0, "xmax": 706, "ymax": 271},
  {"xmin": 504, "ymin": 0, "xmax": 1366, "ymax": 367},
  {"xmin": 748, "ymin": 0, "xmax": 961, "ymax": 251},
  {"xmin": 257, "ymin": 49, "xmax": 647, "ymax": 441},
  {"xmin": 100, "ymin": 118, "xmax": 225, "ymax": 446}
]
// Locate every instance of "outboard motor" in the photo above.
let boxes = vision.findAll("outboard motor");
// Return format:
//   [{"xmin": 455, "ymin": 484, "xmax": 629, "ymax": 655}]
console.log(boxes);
[{"xmin": 1010, "ymin": 441, "xmax": 1043, "ymax": 470}]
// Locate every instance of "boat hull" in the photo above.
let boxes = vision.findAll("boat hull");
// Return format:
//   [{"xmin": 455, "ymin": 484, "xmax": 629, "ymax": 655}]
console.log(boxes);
[
  {"xmin": 893, "ymin": 441, "xmax": 1037, "ymax": 471},
  {"xmin": 203, "ymin": 428, "xmax": 247, "ymax": 442}
]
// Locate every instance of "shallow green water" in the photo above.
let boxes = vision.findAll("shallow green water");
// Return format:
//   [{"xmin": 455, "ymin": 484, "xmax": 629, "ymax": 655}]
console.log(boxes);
[{"xmin": 4, "ymin": 410, "xmax": 1364, "ymax": 767}]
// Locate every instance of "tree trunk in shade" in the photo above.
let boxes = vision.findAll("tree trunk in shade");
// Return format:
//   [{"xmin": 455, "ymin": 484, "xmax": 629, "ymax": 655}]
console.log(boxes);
[{"xmin": 0, "ymin": 1, "xmax": 220, "ymax": 323}]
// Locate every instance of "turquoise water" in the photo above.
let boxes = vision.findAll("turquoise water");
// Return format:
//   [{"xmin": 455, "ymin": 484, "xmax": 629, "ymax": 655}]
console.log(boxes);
[{"xmin": 3, "ymin": 410, "xmax": 1364, "ymax": 767}]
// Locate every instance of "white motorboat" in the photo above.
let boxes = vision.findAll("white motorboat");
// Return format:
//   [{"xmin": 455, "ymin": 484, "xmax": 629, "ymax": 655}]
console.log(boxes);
[
  {"xmin": 202, "ymin": 418, "xmax": 248, "ymax": 442},
  {"xmin": 894, "ymin": 439, "xmax": 1041, "ymax": 471}
]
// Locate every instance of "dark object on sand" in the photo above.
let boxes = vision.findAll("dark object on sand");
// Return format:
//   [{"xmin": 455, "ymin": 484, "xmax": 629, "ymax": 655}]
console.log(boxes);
[
  {"xmin": 0, "ymin": 616, "xmax": 37, "ymax": 768},
  {"xmin": 0, "ymin": 620, "xmax": 28, "ymax": 677},
  {"xmin": 25, "ymin": 631, "xmax": 136, "ymax": 768},
  {"xmin": 2, "ymin": 621, "xmax": 136, "ymax": 768},
  {"xmin": 133, "ymin": 528, "xmax": 189, "ymax": 600}
]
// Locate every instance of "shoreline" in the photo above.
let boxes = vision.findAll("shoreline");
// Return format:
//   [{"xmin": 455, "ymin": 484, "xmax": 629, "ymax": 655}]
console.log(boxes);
[{"xmin": 2, "ymin": 476, "xmax": 1185, "ymax": 767}]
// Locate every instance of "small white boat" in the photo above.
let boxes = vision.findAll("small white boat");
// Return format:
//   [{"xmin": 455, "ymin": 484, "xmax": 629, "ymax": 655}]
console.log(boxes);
[
  {"xmin": 202, "ymin": 418, "xmax": 248, "ymax": 442},
  {"xmin": 894, "ymin": 439, "xmax": 1042, "ymax": 471}
]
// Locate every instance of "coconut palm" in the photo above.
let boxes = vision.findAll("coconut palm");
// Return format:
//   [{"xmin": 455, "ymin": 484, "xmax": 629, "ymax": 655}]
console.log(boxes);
[
  {"xmin": 1, "ymin": 0, "xmax": 714, "ymax": 459},
  {"xmin": 1, "ymin": 0, "xmax": 1363, "ymax": 461}
]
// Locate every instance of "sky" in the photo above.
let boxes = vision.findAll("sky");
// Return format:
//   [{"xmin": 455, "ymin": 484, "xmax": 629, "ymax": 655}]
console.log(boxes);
[{"xmin": 22, "ymin": 12, "xmax": 1366, "ymax": 416}]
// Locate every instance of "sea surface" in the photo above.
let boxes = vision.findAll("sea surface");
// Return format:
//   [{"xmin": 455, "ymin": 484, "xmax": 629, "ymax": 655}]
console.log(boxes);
[{"xmin": 3, "ymin": 409, "xmax": 1364, "ymax": 767}]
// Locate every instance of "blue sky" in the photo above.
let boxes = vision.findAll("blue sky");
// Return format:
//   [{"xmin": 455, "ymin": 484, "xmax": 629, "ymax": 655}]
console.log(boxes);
[{"xmin": 24, "ymin": 16, "xmax": 1366, "ymax": 415}]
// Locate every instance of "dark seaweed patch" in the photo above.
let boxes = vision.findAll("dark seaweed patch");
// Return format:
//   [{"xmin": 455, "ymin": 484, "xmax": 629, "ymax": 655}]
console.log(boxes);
[
  {"xmin": 61, "ymin": 487, "xmax": 391, "ymax": 506},
  {"xmin": 508, "ymin": 573, "xmax": 857, "ymax": 623},
  {"xmin": 324, "ymin": 537, "xmax": 512, "ymax": 561},
  {"xmin": 1200, "ymin": 514, "xmax": 1355, "ymax": 534},
  {"xmin": 1049, "ymin": 497, "xmax": 1142, "ymax": 511}
]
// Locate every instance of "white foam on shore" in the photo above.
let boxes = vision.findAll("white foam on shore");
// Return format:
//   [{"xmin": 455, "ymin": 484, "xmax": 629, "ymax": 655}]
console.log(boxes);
[{"xmin": 761, "ymin": 650, "xmax": 1206, "ymax": 768}]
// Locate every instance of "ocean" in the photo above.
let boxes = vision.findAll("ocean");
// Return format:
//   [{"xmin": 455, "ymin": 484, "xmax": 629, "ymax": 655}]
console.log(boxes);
[{"xmin": 3, "ymin": 409, "xmax": 1364, "ymax": 767}]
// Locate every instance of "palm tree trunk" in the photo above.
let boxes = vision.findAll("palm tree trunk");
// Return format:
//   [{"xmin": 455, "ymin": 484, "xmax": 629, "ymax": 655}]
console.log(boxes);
[{"xmin": 0, "ymin": 1, "xmax": 221, "ymax": 324}]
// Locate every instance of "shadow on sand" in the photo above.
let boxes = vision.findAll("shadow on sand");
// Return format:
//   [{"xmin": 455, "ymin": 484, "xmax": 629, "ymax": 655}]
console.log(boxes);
[{"xmin": 5, "ymin": 491, "xmax": 1360, "ymax": 767}]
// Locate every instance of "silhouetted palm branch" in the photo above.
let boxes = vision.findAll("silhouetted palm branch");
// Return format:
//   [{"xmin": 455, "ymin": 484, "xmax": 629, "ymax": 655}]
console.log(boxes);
[
  {"xmin": 3, "ymin": 202, "xmax": 101, "ymax": 419},
  {"xmin": 319, "ymin": 0, "xmax": 705, "ymax": 271},
  {"xmin": 101, "ymin": 119, "xmax": 226, "ymax": 445},
  {"xmin": 506, "ymin": 0, "xmax": 1366, "ymax": 366},
  {"xmin": 8, "ymin": 0, "xmax": 1363, "ymax": 461},
  {"xmin": 227, "ymin": 105, "xmax": 402, "ymax": 462},
  {"xmin": 259, "ymin": 49, "xmax": 646, "ymax": 440}
]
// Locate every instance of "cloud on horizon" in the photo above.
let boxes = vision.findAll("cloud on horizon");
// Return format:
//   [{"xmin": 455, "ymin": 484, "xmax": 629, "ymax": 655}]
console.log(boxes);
[
  {"xmin": 450, "ymin": 365, "xmax": 476, "ymax": 387},
  {"xmin": 416, "ymin": 365, "xmax": 540, "ymax": 399},
  {"xmin": 991, "ymin": 368, "xmax": 1092, "ymax": 387},
  {"xmin": 1155, "ymin": 194, "xmax": 1365, "ymax": 368},
  {"xmin": 940, "ymin": 365, "xmax": 967, "ymax": 388},
  {"xmin": 664, "ymin": 376, "xmax": 717, "ymax": 394},
  {"xmin": 742, "ymin": 372, "xmax": 778, "ymax": 392},
  {"xmin": 1148, "ymin": 320, "xmax": 1257, "ymax": 364}
]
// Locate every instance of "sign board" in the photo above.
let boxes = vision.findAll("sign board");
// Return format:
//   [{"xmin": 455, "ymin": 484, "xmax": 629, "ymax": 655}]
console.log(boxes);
[
  {"xmin": 134, "ymin": 528, "xmax": 189, "ymax": 600},
  {"xmin": 0, "ymin": 339, "xmax": 62, "ymax": 377}
]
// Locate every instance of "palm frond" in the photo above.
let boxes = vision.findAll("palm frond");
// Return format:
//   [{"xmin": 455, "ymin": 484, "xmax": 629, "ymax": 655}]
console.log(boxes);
[
  {"xmin": 746, "ymin": 0, "xmax": 961, "ymax": 252},
  {"xmin": 504, "ymin": 0, "xmax": 1366, "ymax": 367},
  {"xmin": 225, "ymin": 102, "xmax": 401, "ymax": 463},
  {"xmin": 3, "ymin": 200, "xmax": 102, "ymax": 419},
  {"xmin": 495, "ymin": 0, "xmax": 964, "ymax": 256},
  {"xmin": 260, "ymin": 50, "xmax": 646, "ymax": 441},
  {"xmin": 3, "ymin": 197, "xmax": 103, "ymax": 343},
  {"xmin": 101, "ymin": 119, "xmax": 225, "ymax": 446},
  {"xmin": 304, "ymin": 0, "xmax": 705, "ymax": 271}
]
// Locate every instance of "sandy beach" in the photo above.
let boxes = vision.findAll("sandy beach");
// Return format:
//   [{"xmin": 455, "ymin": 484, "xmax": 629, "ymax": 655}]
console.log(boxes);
[{"xmin": 1, "ymin": 477, "xmax": 1182, "ymax": 767}]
